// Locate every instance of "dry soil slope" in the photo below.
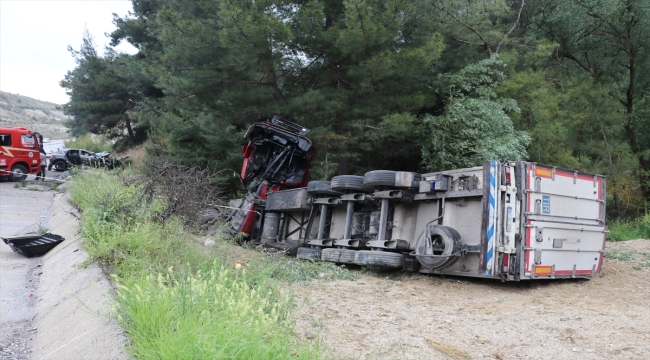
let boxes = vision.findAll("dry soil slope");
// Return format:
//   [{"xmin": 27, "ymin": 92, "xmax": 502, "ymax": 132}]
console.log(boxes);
[
  {"xmin": 291, "ymin": 240, "xmax": 650, "ymax": 360},
  {"xmin": 0, "ymin": 91, "xmax": 69, "ymax": 139}
]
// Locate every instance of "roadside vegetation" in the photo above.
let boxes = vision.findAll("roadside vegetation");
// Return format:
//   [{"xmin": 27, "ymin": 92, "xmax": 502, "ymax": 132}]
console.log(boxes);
[
  {"xmin": 60, "ymin": 1, "xmax": 650, "ymax": 221},
  {"xmin": 608, "ymin": 214, "xmax": 650, "ymax": 242},
  {"xmin": 68, "ymin": 168, "xmax": 356, "ymax": 359},
  {"xmin": 64, "ymin": 134, "xmax": 112, "ymax": 153}
]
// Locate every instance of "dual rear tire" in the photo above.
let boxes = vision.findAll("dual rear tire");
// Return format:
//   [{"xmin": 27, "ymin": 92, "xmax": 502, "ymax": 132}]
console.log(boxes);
[
  {"xmin": 354, "ymin": 250, "xmax": 403, "ymax": 268},
  {"xmin": 321, "ymin": 248, "xmax": 357, "ymax": 265},
  {"xmin": 316, "ymin": 248, "xmax": 404, "ymax": 269},
  {"xmin": 297, "ymin": 247, "xmax": 322, "ymax": 261}
]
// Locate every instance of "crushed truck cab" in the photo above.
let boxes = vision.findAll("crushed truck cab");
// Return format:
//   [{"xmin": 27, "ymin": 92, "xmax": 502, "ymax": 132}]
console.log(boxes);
[{"xmin": 0, "ymin": 127, "xmax": 43, "ymax": 181}]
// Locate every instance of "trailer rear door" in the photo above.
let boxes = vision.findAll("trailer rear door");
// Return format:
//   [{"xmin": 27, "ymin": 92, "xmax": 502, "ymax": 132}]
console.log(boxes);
[{"xmin": 522, "ymin": 164, "xmax": 606, "ymax": 279}]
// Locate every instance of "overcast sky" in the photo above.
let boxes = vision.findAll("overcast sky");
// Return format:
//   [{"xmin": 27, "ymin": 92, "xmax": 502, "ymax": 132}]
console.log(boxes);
[{"xmin": 1, "ymin": 0, "xmax": 137, "ymax": 105}]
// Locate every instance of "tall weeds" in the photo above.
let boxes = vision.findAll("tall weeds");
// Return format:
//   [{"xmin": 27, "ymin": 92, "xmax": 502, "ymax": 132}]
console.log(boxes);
[
  {"xmin": 69, "ymin": 169, "xmax": 320, "ymax": 359},
  {"xmin": 608, "ymin": 214, "xmax": 650, "ymax": 241}
]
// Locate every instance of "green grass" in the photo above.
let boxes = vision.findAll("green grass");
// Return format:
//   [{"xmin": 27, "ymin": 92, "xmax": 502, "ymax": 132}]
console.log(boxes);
[
  {"xmin": 246, "ymin": 252, "xmax": 358, "ymax": 284},
  {"xmin": 68, "ymin": 169, "xmax": 330, "ymax": 359},
  {"xmin": 604, "ymin": 248, "xmax": 650, "ymax": 270},
  {"xmin": 608, "ymin": 214, "xmax": 650, "ymax": 241},
  {"xmin": 114, "ymin": 267, "xmax": 317, "ymax": 359}
]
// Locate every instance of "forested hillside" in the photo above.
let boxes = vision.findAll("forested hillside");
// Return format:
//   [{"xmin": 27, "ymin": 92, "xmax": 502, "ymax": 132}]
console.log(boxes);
[{"xmin": 60, "ymin": 0, "xmax": 650, "ymax": 220}]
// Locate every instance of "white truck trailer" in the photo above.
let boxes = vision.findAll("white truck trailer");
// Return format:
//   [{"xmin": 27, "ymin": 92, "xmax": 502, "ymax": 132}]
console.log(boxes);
[{"xmin": 253, "ymin": 161, "xmax": 607, "ymax": 281}]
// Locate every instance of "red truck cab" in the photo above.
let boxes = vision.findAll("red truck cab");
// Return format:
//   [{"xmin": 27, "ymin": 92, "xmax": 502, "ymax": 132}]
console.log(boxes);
[{"xmin": 0, "ymin": 127, "xmax": 42, "ymax": 181}]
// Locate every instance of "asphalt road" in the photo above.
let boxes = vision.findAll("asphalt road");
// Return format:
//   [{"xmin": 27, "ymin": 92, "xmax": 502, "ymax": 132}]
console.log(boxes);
[{"xmin": 0, "ymin": 176, "xmax": 56, "ymax": 359}]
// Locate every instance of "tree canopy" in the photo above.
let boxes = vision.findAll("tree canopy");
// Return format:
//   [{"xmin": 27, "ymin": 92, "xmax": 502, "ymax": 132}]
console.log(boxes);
[{"xmin": 61, "ymin": 0, "xmax": 650, "ymax": 219}]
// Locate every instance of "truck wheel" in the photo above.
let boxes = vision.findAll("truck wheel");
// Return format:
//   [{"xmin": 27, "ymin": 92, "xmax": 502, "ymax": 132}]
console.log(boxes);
[
  {"xmin": 9, "ymin": 164, "xmax": 28, "ymax": 182},
  {"xmin": 307, "ymin": 181, "xmax": 342, "ymax": 196},
  {"xmin": 297, "ymin": 247, "xmax": 322, "ymax": 261},
  {"xmin": 415, "ymin": 225, "xmax": 462, "ymax": 269},
  {"xmin": 354, "ymin": 250, "xmax": 403, "ymax": 268},
  {"xmin": 363, "ymin": 170, "xmax": 396, "ymax": 187},
  {"xmin": 53, "ymin": 161, "xmax": 67, "ymax": 172},
  {"xmin": 330, "ymin": 175, "xmax": 371, "ymax": 193},
  {"xmin": 321, "ymin": 248, "xmax": 357, "ymax": 264},
  {"xmin": 264, "ymin": 242, "xmax": 300, "ymax": 257}
]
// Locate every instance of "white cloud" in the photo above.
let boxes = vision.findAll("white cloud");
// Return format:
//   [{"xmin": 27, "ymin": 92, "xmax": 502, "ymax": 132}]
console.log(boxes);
[{"xmin": 0, "ymin": 0, "xmax": 137, "ymax": 104}]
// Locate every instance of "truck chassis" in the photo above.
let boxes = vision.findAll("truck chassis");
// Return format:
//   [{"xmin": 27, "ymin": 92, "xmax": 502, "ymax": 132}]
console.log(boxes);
[{"xmin": 227, "ymin": 118, "xmax": 607, "ymax": 281}]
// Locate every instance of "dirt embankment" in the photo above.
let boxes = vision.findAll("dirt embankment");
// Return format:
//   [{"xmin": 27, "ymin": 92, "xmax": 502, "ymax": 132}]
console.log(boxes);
[
  {"xmin": 3, "ymin": 176, "xmax": 648, "ymax": 360},
  {"xmin": 291, "ymin": 240, "xmax": 650, "ymax": 360}
]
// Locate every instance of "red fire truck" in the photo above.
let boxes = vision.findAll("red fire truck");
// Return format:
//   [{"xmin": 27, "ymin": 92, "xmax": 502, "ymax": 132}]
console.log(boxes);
[{"xmin": 0, "ymin": 127, "xmax": 43, "ymax": 181}]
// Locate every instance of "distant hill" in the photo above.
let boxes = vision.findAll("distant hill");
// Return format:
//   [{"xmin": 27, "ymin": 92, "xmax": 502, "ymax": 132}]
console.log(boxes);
[{"xmin": 0, "ymin": 91, "xmax": 70, "ymax": 139}]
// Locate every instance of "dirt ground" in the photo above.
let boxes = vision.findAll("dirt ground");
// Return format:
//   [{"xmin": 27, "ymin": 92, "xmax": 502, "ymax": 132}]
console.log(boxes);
[
  {"xmin": 290, "ymin": 240, "xmax": 650, "ymax": 360},
  {"xmin": 3, "ymin": 172, "xmax": 648, "ymax": 360}
]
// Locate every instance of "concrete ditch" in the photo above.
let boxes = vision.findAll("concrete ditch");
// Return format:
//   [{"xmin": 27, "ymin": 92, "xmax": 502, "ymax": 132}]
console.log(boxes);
[
  {"xmin": 32, "ymin": 191, "xmax": 127, "ymax": 359},
  {"xmin": 0, "ymin": 182, "xmax": 128, "ymax": 360}
]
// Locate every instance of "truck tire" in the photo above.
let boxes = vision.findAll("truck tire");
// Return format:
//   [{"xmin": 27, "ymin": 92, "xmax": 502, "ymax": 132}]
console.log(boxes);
[
  {"xmin": 415, "ymin": 225, "xmax": 462, "ymax": 269},
  {"xmin": 330, "ymin": 175, "xmax": 371, "ymax": 192},
  {"xmin": 9, "ymin": 164, "xmax": 28, "ymax": 182},
  {"xmin": 321, "ymin": 248, "xmax": 356, "ymax": 264},
  {"xmin": 53, "ymin": 160, "xmax": 67, "ymax": 172},
  {"xmin": 354, "ymin": 250, "xmax": 403, "ymax": 268},
  {"xmin": 307, "ymin": 181, "xmax": 342, "ymax": 196},
  {"xmin": 363, "ymin": 170, "xmax": 396, "ymax": 187},
  {"xmin": 264, "ymin": 241, "xmax": 300, "ymax": 257},
  {"xmin": 297, "ymin": 247, "xmax": 322, "ymax": 261}
]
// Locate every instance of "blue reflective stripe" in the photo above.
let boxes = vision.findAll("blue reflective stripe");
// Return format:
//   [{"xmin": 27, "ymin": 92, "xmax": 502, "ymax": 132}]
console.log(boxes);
[{"xmin": 484, "ymin": 161, "xmax": 498, "ymax": 276}]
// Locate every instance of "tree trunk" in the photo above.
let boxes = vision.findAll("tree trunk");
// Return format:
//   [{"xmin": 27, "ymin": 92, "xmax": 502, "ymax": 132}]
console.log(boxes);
[
  {"xmin": 338, "ymin": 156, "xmax": 349, "ymax": 175},
  {"xmin": 266, "ymin": 69, "xmax": 285, "ymax": 101},
  {"xmin": 261, "ymin": 48, "xmax": 286, "ymax": 101},
  {"xmin": 601, "ymin": 124, "xmax": 621, "ymax": 221},
  {"xmin": 622, "ymin": 50, "xmax": 650, "ymax": 202},
  {"xmin": 125, "ymin": 117, "xmax": 135, "ymax": 145}
]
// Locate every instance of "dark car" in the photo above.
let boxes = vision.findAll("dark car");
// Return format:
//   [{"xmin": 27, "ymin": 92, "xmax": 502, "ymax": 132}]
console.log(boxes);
[{"xmin": 47, "ymin": 148, "xmax": 127, "ymax": 171}]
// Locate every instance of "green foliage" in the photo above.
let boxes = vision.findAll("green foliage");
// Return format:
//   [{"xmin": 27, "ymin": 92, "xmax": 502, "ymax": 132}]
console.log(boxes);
[
  {"xmin": 105, "ymin": 0, "xmax": 446, "ymax": 173},
  {"xmin": 115, "ymin": 267, "xmax": 318, "ymax": 360},
  {"xmin": 60, "ymin": 31, "xmax": 153, "ymax": 145},
  {"xmin": 527, "ymin": 0, "xmax": 650, "ymax": 204},
  {"xmin": 247, "ymin": 252, "xmax": 358, "ymax": 284},
  {"xmin": 68, "ymin": 169, "xmax": 332, "ymax": 358},
  {"xmin": 64, "ymin": 135, "xmax": 113, "ymax": 153},
  {"xmin": 603, "ymin": 246, "xmax": 650, "ymax": 270},
  {"xmin": 61, "ymin": 0, "xmax": 650, "ymax": 219},
  {"xmin": 422, "ymin": 58, "xmax": 529, "ymax": 171},
  {"xmin": 608, "ymin": 214, "xmax": 650, "ymax": 242}
]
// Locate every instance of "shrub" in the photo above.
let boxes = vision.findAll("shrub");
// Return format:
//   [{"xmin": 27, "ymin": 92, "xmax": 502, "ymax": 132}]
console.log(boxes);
[
  {"xmin": 65, "ymin": 134, "xmax": 112, "ymax": 153},
  {"xmin": 608, "ymin": 214, "xmax": 650, "ymax": 241}
]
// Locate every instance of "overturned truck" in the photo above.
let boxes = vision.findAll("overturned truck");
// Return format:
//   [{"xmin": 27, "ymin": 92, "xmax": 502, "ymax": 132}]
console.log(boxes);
[{"xmin": 228, "ymin": 117, "xmax": 607, "ymax": 281}]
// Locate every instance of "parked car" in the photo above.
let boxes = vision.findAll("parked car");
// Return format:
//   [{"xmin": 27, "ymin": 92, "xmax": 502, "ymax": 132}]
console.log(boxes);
[{"xmin": 47, "ymin": 148, "xmax": 127, "ymax": 171}]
